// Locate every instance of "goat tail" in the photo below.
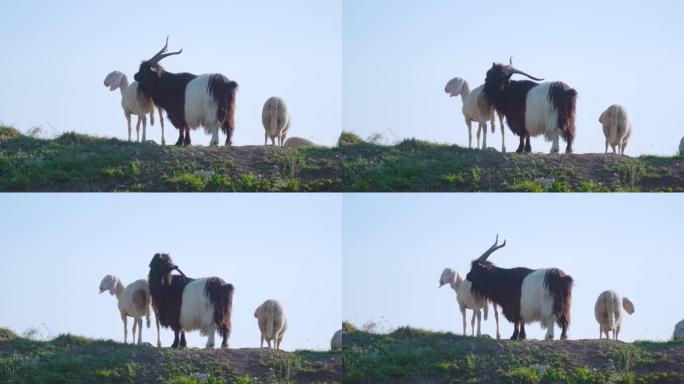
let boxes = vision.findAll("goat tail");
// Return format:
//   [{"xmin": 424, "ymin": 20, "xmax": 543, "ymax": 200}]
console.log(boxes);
[{"xmin": 544, "ymin": 268, "xmax": 574, "ymax": 330}]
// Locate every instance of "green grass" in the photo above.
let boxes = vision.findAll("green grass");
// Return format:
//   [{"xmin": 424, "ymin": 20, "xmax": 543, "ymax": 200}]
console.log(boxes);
[
  {"xmin": 0, "ymin": 329, "xmax": 340, "ymax": 383},
  {"xmin": 0, "ymin": 127, "xmax": 340, "ymax": 192},
  {"xmin": 342, "ymin": 325, "xmax": 684, "ymax": 384},
  {"xmin": 341, "ymin": 135, "xmax": 684, "ymax": 192}
]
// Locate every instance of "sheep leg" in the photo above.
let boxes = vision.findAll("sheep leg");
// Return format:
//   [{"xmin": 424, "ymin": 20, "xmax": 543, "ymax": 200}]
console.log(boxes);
[
  {"xmin": 159, "ymin": 109, "xmax": 166, "ymax": 146},
  {"xmin": 156, "ymin": 315, "xmax": 161, "ymax": 348},
  {"xmin": 265, "ymin": 132, "xmax": 269, "ymax": 146},
  {"xmin": 126, "ymin": 112, "xmax": 132, "ymax": 142},
  {"xmin": 135, "ymin": 116, "xmax": 141, "ymax": 142},
  {"xmin": 481, "ymin": 121, "xmax": 487, "ymax": 149},
  {"xmin": 493, "ymin": 305, "xmax": 500, "ymax": 340},
  {"xmin": 137, "ymin": 318, "xmax": 143, "ymax": 345},
  {"xmin": 605, "ymin": 140, "xmax": 609, "ymax": 154},
  {"xmin": 260, "ymin": 334, "xmax": 264, "ymax": 348},
  {"xmin": 267, "ymin": 339, "xmax": 272, "ymax": 348},
  {"xmin": 470, "ymin": 310, "xmax": 476, "ymax": 336},
  {"xmin": 122, "ymin": 313, "xmax": 128, "ymax": 344},
  {"xmin": 615, "ymin": 324, "xmax": 621, "ymax": 341},
  {"xmin": 183, "ymin": 127, "xmax": 191, "ymax": 146},
  {"xmin": 460, "ymin": 305, "xmax": 467, "ymax": 336},
  {"xmin": 141, "ymin": 114, "xmax": 147, "ymax": 142},
  {"xmin": 466, "ymin": 119, "xmax": 473, "ymax": 149},
  {"xmin": 132, "ymin": 317, "xmax": 137, "ymax": 344},
  {"xmin": 276, "ymin": 334, "xmax": 283, "ymax": 350},
  {"xmin": 475, "ymin": 309, "xmax": 482, "ymax": 337},
  {"xmin": 475, "ymin": 123, "xmax": 481, "ymax": 149},
  {"xmin": 620, "ymin": 141, "xmax": 627, "ymax": 155},
  {"xmin": 599, "ymin": 325, "xmax": 603, "ymax": 339}
]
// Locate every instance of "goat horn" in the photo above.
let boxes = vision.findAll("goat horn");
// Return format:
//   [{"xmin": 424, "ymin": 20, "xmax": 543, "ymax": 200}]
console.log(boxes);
[
  {"xmin": 156, "ymin": 48, "xmax": 183, "ymax": 62},
  {"xmin": 508, "ymin": 67, "xmax": 544, "ymax": 81},
  {"xmin": 477, "ymin": 234, "xmax": 507, "ymax": 262},
  {"xmin": 174, "ymin": 266, "xmax": 186, "ymax": 277},
  {"xmin": 148, "ymin": 36, "xmax": 170, "ymax": 63}
]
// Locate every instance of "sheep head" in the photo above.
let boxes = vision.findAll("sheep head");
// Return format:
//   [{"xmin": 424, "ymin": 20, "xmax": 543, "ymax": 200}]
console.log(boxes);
[
  {"xmin": 99, "ymin": 275, "xmax": 119, "ymax": 295},
  {"xmin": 444, "ymin": 78, "xmax": 465, "ymax": 97},
  {"xmin": 103, "ymin": 71, "xmax": 124, "ymax": 91},
  {"xmin": 439, "ymin": 268, "xmax": 455, "ymax": 288},
  {"xmin": 149, "ymin": 252, "xmax": 183, "ymax": 286},
  {"xmin": 622, "ymin": 297, "xmax": 635, "ymax": 315},
  {"xmin": 134, "ymin": 36, "xmax": 183, "ymax": 100}
]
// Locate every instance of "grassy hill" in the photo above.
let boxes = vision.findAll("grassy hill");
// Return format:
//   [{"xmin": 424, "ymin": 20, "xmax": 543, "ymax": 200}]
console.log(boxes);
[
  {"xmin": 0, "ymin": 328, "xmax": 340, "ymax": 383},
  {"xmin": 341, "ymin": 134, "xmax": 684, "ymax": 192},
  {"xmin": 342, "ymin": 326, "xmax": 684, "ymax": 383},
  {"xmin": 0, "ymin": 126, "xmax": 340, "ymax": 192}
]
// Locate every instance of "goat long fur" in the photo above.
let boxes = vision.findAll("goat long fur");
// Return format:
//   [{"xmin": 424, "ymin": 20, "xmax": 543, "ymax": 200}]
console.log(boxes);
[
  {"xmin": 466, "ymin": 235, "xmax": 574, "ymax": 340},
  {"xmin": 483, "ymin": 61, "xmax": 577, "ymax": 154},
  {"xmin": 134, "ymin": 37, "xmax": 238, "ymax": 147},
  {"xmin": 254, "ymin": 299, "xmax": 288, "ymax": 350},
  {"xmin": 148, "ymin": 253, "xmax": 234, "ymax": 349},
  {"xmin": 599, "ymin": 104, "xmax": 632, "ymax": 155},
  {"xmin": 594, "ymin": 290, "xmax": 634, "ymax": 340},
  {"xmin": 99, "ymin": 275, "xmax": 160, "ymax": 346},
  {"xmin": 445, "ymin": 77, "xmax": 506, "ymax": 151}
]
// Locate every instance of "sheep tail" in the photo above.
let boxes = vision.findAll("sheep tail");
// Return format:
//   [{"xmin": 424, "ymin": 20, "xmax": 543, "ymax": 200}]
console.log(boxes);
[
  {"xmin": 606, "ymin": 295, "xmax": 616, "ymax": 330},
  {"xmin": 266, "ymin": 301, "xmax": 275, "ymax": 339}
]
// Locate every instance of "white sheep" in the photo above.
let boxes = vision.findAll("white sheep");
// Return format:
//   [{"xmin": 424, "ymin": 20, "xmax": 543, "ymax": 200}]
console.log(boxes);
[
  {"xmin": 262, "ymin": 96, "xmax": 291, "ymax": 147},
  {"xmin": 445, "ymin": 77, "xmax": 506, "ymax": 152},
  {"xmin": 254, "ymin": 299, "xmax": 288, "ymax": 350},
  {"xmin": 439, "ymin": 268, "xmax": 500, "ymax": 339},
  {"xmin": 284, "ymin": 137, "xmax": 316, "ymax": 148},
  {"xmin": 330, "ymin": 329, "xmax": 342, "ymax": 351},
  {"xmin": 599, "ymin": 104, "xmax": 632, "ymax": 155},
  {"xmin": 104, "ymin": 70, "xmax": 165, "ymax": 145},
  {"xmin": 594, "ymin": 290, "xmax": 635, "ymax": 340},
  {"xmin": 99, "ymin": 275, "xmax": 160, "ymax": 346}
]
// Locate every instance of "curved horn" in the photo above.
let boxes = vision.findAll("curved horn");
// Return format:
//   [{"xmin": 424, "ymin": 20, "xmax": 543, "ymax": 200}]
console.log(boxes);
[
  {"xmin": 508, "ymin": 67, "xmax": 544, "ymax": 81},
  {"xmin": 174, "ymin": 266, "xmax": 186, "ymax": 277},
  {"xmin": 148, "ymin": 36, "xmax": 170, "ymax": 63},
  {"xmin": 476, "ymin": 234, "xmax": 507, "ymax": 262},
  {"xmin": 147, "ymin": 36, "xmax": 183, "ymax": 64}
]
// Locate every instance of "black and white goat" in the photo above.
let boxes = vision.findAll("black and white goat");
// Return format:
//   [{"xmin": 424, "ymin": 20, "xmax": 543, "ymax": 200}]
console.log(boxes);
[
  {"xmin": 134, "ymin": 37, "xmax": 238, "ymax": 147},
  {"xmin": 483, "ymin": 59, "xmax": 577, "ymax": 154},
  {"xmin": 466, "ymin": 235, "xmax": 574, "ymax": 340},
  {"xmin": 148, "ymin": 253, "xmax": 234, "ymax": 349}
]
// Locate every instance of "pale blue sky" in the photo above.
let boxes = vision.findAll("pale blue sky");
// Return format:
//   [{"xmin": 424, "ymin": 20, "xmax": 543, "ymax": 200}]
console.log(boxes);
[
  {"xmin": 0, "ymin": 0, "xmax": 341, "ymax": 146},
  {"xmin": 343, "ymin": 0, "xmax": 684, "ymax": 155},
  {"xmin": 0, "ymin": 194, "xmax": 341, "ymax": 350},
  {"xmin": 343, "ymin": 194, "xmax": 683, "ymax": 342}
]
